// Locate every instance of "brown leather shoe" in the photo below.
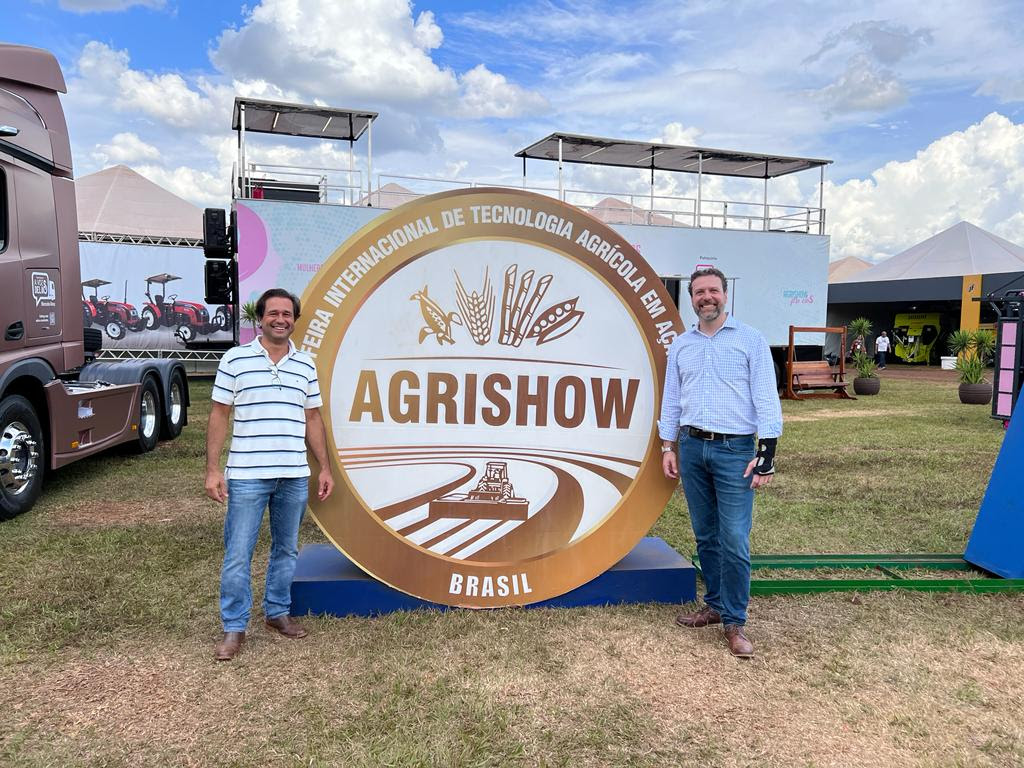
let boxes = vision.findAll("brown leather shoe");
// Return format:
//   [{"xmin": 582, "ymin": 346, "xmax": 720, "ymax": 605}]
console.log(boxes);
[
  {"xmin": 215, "ymin": 631, "xmax": 245, "ymax": 661},
  {"xmin": 675, "ymin": 605, "xmax": 722, "ymax": 628},
  {"xmin": 265, "ymin": 615, "xmax": 308, "ymax": 639},
  {"xmin": 724, "ymin": 625, "xmax": 754, "ymax": 658}
]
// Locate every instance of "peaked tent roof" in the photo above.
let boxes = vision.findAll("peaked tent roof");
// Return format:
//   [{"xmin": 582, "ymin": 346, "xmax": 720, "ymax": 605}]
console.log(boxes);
[
  {"xmin": 838, "ymin": 221, "xmax": 1024, "ymax": 283},
  {"xmin": 828, "ymin": 255, "xmax": 873, "ymax": 283},
  {"xmin": 75, "ymin": 165, "xmax": 203, "ymax": 239}
]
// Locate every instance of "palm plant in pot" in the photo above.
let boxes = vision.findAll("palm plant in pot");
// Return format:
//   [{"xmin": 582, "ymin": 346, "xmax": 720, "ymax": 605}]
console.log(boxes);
[
  {"xmin": 852, "ymin": 350, "xmax": 880, "ymax": 395},
  {"xmin": 947, "ymin": 329, "xmax": 995, "ymax": 404},
  {"xmin": 848, "ymin": 317, "xmax": 872, "ymax": 360}
]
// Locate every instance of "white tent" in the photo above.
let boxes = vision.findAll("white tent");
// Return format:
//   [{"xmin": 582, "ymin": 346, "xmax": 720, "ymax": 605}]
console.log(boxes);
[
  {"xmin": 76, "ymin": 165, "xmax": 203, "ymax": 241},
  {"xmin": 834, "ymin": 221, "xmax": 1024, "ymax": 283},
  {"xmin": 828, "ymin": 255, "xmax": 872, "ymax": 283}
]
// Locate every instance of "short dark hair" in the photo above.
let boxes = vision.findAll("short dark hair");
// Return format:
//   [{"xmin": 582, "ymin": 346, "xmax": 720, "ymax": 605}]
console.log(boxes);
[
  {"xmin": 687, "ymin": 267, "xmax": 727, "ymax": 295},
  {"xmin": 256, "ymin": 288, "xmax": 301, "ymax": 320}
]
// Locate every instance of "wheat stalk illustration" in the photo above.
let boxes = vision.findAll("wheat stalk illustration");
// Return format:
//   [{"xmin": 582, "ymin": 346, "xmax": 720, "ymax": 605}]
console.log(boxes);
[{"xmin": 454, "ymin": 269, "xmax": 495, "ymax": 345}]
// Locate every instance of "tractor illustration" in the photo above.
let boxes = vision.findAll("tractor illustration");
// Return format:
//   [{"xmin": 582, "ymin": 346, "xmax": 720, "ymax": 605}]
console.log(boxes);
[
  {"xmin": 428, "ymin": 461, "xmax": 529, "ymax": 521},
  {"xmin": 81, "ymin": 278, "xmax": 144, "ymax": 340},
  {"xmin": 141, "ymin": 273, "xmax": 215, "ymax": 343},
  {"xmin": 212, "ymin": 304, "xmax": 234, "ymax": 333}
]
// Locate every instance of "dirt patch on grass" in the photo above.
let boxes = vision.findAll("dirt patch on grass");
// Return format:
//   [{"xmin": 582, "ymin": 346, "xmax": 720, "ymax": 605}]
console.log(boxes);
[
  {"xmin": 785, "ymin": 408, "xmax": 893, "ymax": 422},
  {"xmin": 43, "ymin": 499, "xmax": 218, "ymax": 528}
]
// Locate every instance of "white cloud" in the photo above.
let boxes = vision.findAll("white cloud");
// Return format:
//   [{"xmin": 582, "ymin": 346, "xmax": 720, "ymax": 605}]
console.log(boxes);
[
  {"xmin": 59, "ymin": 0, "xmax": 164, "ymax": 11},
  {"xmin": 92, "ymin": 132, "xmax": 161, "ymax": 165},
  {"xmin": 976, "ymin": 78, "xmax": 1024, "ymax": 104},
  {"xmin": 816, "ymin": 55, "xmax": 908, "ymax": 114},
  {"xmin": 455, "ymin": 65, "xmax": 549, "ymax": 119},
  {"xmin": 75, "ymin": 41, "xmax": 231, "ymax": 129},
  {"xmin": 212, "ymin": 0, "xmax": 458, "ymax": 106},
  {"xmin": 826, "ymin": 113, "xmax": 1024, "ymax": 260}
]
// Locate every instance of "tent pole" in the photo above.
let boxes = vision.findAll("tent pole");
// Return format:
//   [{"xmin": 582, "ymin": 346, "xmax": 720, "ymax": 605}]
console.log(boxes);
[
  {"xmin": 239, "ymin": 103, "xmax": 247, "ymax": 199},
  {"xmin": 558, "ymin": 138, "xmax": 564, "ymax": 201},
  {"xmin": 697, "ymin": 153, "xmax": 703, "ymax": 228},
  {"xmin": 367, "ymin": 119, "xmax": 373, "ymax": 206},
  {"xmin": 763, "ymin": 161, "xmax": 769, "ymax": 231},
  {"xmin": 819, "ymin": 165, "xmax": 825, "ymax": 235},
  {"xmin": 650, "ymin": 147, "xmax": 655, "ymax": 225},
  {"xmin": 522, "ymin": 155, "xmax": 526, "ymax": 189}
]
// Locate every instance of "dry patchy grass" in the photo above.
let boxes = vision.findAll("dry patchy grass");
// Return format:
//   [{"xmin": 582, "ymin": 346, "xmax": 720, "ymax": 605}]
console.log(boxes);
[{"xmin": 1, "ymin": 375, "xmax": 1021, "ymax": 767}]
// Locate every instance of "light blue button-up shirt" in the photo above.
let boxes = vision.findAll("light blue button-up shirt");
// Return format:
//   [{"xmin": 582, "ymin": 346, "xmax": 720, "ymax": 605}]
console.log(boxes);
[{"xmin": 658, "ymin": 314, "xmax": 783, "ymax": 441}]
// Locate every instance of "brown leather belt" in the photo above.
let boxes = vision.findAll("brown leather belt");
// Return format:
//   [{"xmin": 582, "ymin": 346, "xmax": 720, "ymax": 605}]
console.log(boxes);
[{"xmin": 687, "ymin": 426, "xmax": 753, "ymax": 441}]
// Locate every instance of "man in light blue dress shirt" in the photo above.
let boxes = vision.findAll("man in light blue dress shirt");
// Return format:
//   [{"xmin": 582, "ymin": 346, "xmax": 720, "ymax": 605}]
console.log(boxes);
[{"xmin": 659, "ymin": 267, "xmax": 783, "ymax": 658}]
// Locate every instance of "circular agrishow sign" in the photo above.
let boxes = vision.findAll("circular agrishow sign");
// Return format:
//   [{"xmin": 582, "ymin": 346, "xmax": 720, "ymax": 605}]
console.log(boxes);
[{"xmin": 297, "ymin": 188, "xmax": 682, "ymax": 607}]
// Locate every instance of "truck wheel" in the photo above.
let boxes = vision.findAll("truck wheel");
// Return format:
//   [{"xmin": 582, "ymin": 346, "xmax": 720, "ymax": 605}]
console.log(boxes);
[
  {"xmin": 105, "ymin": 321, "xmax": 126, "ymax": 341},
  {"xmin": 134, "ymin": 377, "xmax": 161, "ymax": 453},
  {"xmin": 142, "ymin": 307, "xmax": 158, "ymax": 330},
  {"xmin": 0, "ymin": 395, "xmax": 44, "ymax": 521},
  {"xmin": 161, "ymin": 370, "xmax": 187, "ymax": 439}
]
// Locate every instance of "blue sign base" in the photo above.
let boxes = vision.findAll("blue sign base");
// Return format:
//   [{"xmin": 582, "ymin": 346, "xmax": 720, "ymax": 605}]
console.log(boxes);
[
  {"xmin": 291, "ymin": 537, "xmax": 697, "ymax": 617},
  {"xmin": 965, "ymin": 397, "xmax": 1024, "ymax": 578}
]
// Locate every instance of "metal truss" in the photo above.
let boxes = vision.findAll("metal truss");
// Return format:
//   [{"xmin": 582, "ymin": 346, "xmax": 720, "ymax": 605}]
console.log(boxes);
[
  {"xmin": 79, "ymin": 231, "xmax": 203, "ymax": 248},
  {"xmin": 97, "ymin": 348, "xmax": 224, "ymax": 361}
]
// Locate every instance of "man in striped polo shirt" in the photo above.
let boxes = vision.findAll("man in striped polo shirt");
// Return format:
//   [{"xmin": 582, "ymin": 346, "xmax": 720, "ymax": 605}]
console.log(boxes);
[
  {"xmin": 206, "ymin": 288, "xmax": 334, "ymax": 661},
  {"xmin": 659, "ymin": 267, "xmax": 783, "ymax": 658}
]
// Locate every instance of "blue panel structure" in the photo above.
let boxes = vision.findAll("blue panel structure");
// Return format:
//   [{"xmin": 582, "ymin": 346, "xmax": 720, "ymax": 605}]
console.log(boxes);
[
  {"xmin": 291, "ymin": 537, "xmax": 697, "ymax": 617},
  {"xmin": 965, "ymin": 397, "xmax": 1024, "ymax": 578}
]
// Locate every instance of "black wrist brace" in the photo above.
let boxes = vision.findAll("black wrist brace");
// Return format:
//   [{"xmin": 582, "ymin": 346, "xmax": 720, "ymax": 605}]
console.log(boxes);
[{"xmin": 754, "ymin": 437, "xmax": 777, "ymax": 475}]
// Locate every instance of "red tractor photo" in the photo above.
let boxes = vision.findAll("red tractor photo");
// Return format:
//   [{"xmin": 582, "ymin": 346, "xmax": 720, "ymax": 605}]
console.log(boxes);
[
  {"xmin": 141, "ymin": 273, "xmax": 215, "ymax": 343},
  {"xmin": 81, "ymin": 278, "xmax": 145, "ymax": 340}
]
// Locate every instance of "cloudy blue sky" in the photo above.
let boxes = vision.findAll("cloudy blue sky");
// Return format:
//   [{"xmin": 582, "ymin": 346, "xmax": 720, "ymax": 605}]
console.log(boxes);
[{"xmin": 6, "ymin": 0, "xmax": 1024, "ymax": 260}]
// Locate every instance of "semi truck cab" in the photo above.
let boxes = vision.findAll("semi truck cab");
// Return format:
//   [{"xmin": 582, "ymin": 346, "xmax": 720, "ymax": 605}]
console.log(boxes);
[{"xmin": 0, "ymin": 43, "xmax": 189, "ymax": 520}]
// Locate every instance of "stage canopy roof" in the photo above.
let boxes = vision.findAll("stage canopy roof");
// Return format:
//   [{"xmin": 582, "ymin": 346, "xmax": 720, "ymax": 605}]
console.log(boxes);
[
  {"xmin": 232, "ymin": 98, "xmax": 377, "ymax": 142},
  {"xmin": 76, "ymin": 165, "xmax": 202, "ymax": 239},
  {"xmin": 516, "ymin": 132, "xmax": 831, "ymax": 179}
]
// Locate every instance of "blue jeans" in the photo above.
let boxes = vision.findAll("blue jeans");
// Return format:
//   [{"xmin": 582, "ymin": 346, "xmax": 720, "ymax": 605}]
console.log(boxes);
[
  {"xmin": 220, "ymin": 477, "xmax": 308, "ymax": 632},
  {"xmin": 677, "ymin": 432, "xmax": 756, "ymax": 626}
]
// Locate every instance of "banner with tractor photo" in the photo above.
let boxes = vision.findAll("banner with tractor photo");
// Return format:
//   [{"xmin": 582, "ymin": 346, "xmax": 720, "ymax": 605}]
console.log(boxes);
[{"xmin": 79, "ymin": 242, "xmax": 234, "ymax": 350}]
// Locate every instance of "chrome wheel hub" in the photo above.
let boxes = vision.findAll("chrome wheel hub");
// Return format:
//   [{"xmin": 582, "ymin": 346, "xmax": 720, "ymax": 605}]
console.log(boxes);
[
  {"xmin": 140, "ymin": 390, "xmax": 158, "ymax": 438},
  {"xmin": 0, "ymin": 421, "xmax": 39, "ymax": 495}
]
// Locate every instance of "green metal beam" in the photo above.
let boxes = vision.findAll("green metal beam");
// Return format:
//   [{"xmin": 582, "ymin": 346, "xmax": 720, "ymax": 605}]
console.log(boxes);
[
  {"xmin": 749, "ymin": 553, "xmax": 970, "ymax": 570},
  {"xmin": 750, "ymin": 577, "xmax": 1024, "ymax": 595},
  {"xmin": 690, "ymin": 553, "xmax": 1024, "ymax": 594}
]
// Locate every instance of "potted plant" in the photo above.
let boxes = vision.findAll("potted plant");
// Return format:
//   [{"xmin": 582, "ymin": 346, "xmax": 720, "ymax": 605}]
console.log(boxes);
[
  {"xmin": 852, "ymin": 351, "xmax": 880, "ymax": 395},
  {"xmin": 847, "ymin": 317, "xmax": 872, "ymax": 361},
  {"xmin": 948, "ymin": 328, "xmax": 995, "ymax": 404}
]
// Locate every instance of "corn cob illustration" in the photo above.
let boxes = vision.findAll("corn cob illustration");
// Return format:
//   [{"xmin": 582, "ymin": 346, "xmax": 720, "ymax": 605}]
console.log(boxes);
[
  {"xmin": 453, "ymin": 269, "xmax": 495, "ymax": 345},
  {"xmin": 410, "ymin": 286, "xmax": 462, "ymax": 345}
]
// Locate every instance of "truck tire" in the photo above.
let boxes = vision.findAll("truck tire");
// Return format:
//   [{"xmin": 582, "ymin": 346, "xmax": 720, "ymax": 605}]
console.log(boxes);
[
  {"xmin": 162, "ymin": 369, "xmax": 187, "ymax": 439},
  {"xmin": 133, "ymin": 376, "xmax": 161, "ymax": 453},
  {"xmin": 0, "ymin": 395, "xmax": 44, "ymax": 521}
]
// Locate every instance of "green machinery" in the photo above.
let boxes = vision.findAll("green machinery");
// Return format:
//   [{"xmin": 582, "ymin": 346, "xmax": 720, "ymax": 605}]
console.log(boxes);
[{"xmin": 892, "ymin": 312, "xmax": 941, "ymax": 364}]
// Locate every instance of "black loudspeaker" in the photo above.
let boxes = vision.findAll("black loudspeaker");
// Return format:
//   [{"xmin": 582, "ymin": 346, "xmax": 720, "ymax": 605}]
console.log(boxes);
[
  {"xmin": 205, "ymin": 259, "xmax": 234, "ymax": 304},
  {"xmin": 203, "ymin": 208, "xmax": 229, "ymax": 258}
]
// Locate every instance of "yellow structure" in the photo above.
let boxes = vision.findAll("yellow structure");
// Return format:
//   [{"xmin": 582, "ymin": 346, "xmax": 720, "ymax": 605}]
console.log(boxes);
[
  {"xmin": 893, "ymin": 312, "xmax": 941, "ymax": 364},
  {"xmin": 960, "ymin": 274, "xmax": 982, "ymax": 332}
]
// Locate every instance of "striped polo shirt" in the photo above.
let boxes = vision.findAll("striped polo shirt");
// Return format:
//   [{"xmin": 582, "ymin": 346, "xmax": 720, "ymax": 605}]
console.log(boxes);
[{"xmin": 212, "ymin": 337, "xmax": 323, "ymax": 479}]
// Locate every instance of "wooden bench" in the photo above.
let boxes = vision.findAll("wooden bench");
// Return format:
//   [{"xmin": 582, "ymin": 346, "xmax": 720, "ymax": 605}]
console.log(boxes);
[{"xmin": 783, "ymin": 326, "xmax": 856, "ymax": 400}]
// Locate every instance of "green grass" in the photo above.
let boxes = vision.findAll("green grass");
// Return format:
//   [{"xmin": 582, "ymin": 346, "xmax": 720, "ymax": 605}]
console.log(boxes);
[{"xmin": 1, "ymin": 374, "xmax": 1022, "ymax": 767}]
